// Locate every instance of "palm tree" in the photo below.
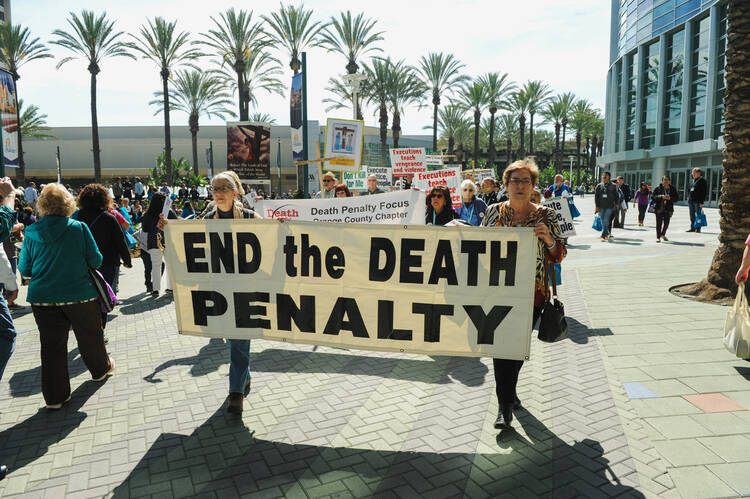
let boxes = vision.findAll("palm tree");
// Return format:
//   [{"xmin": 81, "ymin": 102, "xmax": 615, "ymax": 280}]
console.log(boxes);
[
  {"xmin": 588, "ymin": 113, "xmax": 605, "ymax": 174},
  {"xmin": 431, "ymin": 104, "xmax": 470, "ymax": 157},
  {"xmin": 388, "ymin": 61, "xmax": 426, "ymax": 149},
  {"xmin": 456, "ymin": 80, "xmax": 487, "ymax": 170},
  {"xmin": 479, "ymin": 72, "xmax": 515, "ymax": 173},
  {"xmin": 542, "ymin": 94, "xmax": 572, "ymax": 170},
  {"xmin": 507, "ymin": 91, "xmax": 529, "ymax": 158},
  {"xmin": 262, "ymin": 3, "xmax": 326, "ymax": 74},
  {"xmin": 322, "ymin": 76, "xmax": 359, "ymax": 114},
  {"xmin": 522, "ymin": 80, "xmax": 552, "ymax": 155},
  {"xmin": 362, "ymin": 57, "xmax": 392, "ymax": 166},
  {"xmin": 319, "ymin": 11, "xmax": 383, "ymax": 74},
  {"xmin": 418, "ymin": 52, "xmax": 469, "ymax": 152},
  {"xmin": 568, "ymin": 99, "xmax": 595, "ymax": 185},
  {"xmin": 557, "ymin": 91, "xmax": 576, "ymax": 156},
  {"xmin": 213, "ymin": 50, "xmax": 285, "ymax": 112},
  {"xmin": 0, "ymin": 23, "xmax": 53, "ymax": 184},
  {"xmin": 497, "ymin": 113, "xmax": 518, "ymax": 166},
  {"xmin": 249, "ymin": 112, "xmax": 276, "ymax": 124},
  {"xmin": 130, "ymin": 17, "xmax": 201, "ymax": 185},
  {"xmin": 18, "ymin": 99, "xmax": 56, "ymax": 140},
  {"xmin": 200, "ymin": 8, "xmax": 274, "ymax": 120},
  {"xmin": 151, "ymin": 70, "xmax": 235, "ymax": 175},
  {"xmin": 51, "ymin": 10, "xmax": 134, "ymax": 183}
]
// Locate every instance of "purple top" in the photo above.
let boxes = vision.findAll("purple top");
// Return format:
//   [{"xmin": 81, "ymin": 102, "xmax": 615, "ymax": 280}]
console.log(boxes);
[{"xmin": 633, "ymin": 190, "xmax": 651, "ymax": 205}]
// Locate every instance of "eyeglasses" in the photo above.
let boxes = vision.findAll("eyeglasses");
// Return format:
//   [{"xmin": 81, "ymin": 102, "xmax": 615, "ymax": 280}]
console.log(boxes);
[
  {"xmin": 508, "ymin": 178, "xmax": 532, "ymax": 186},
  {"xmin": 208, "ymin": 185, "xmax": 233, "ymax": 193},
  {"xmin": 323, "ymin": 179, "xmax": 334, "ymax": 183},
  {"xmin": 430, "ymin": 193, "xmax": 444, "ymax": 199}
]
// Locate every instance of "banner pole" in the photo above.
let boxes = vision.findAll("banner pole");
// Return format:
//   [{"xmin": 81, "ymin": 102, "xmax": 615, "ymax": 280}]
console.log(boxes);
[
  {"xmin": 302, "ymin": 52, "xmax": 309, "ymax": 197},
  {"xmin": 209, "ymin": 140, "xmax": 214, "ymax": 179},
  {"xmin": 315, "ymin": 140, "xmax": 324, "ymax": 195},
  {"xmin": 56, "ymin": 145, "xmax": 62, "ymax": 183}
]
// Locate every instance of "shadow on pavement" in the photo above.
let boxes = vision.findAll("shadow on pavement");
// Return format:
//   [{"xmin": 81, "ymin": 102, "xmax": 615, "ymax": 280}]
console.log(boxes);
[
  {"xmin": 0, "ymin": 380, "xmax": 107, "ymax": 476},
  {"xmin": 144, "ymin": 338, "xmax": 227, "ymax": 383},
  {"xmin": 112, "ymin": 405, "xmax": 644, "ymax": 497},
  {"xmin": 665, "ymin": 241, "xmax": 706, "ymax": 247},
  {"xmin": 565, "ymin": 317, "xmax": 614, "ymax": 345},
  {"xmin": 118, "ymin": 292, "xmax": 173, "ymax": 314},
  {"xmin": 566, "ymin": 244, "xmax": 591, "ymax": 250},
  {"xmin": 8, "ymin": 348, "xmax": 88, "ymax": 397},
  {"xmin": 734, "ymin": 366, "xmax": 750, "ymax": 379}
]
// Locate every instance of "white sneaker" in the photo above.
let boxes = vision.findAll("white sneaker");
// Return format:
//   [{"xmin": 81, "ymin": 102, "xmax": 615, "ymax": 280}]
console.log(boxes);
[{"xmin": 93, "ymin": 356, "xmax": 115, "ymax": 382}]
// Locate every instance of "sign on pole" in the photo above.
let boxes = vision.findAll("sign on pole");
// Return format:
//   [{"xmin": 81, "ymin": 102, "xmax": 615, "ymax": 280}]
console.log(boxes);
[
  {"xmin": 413, "ymin": 167, "xmax": 462, "ymax": 209},
  {"xmin": 425, "ymin": 155, "xmax": 443, "ymax": 169},
  {"xmin": 227, "ymin": 122, "xmax": 271, "ymax": 181},
  {"xmin": 367, "ymin": 166, "xmax": 392, "ymax": 190},
  {"xmin": 390, "ymin": 147, "xmax": 426, "ymax": 177},
  {"xmin": 290, "ymin": 73, "xmax": 304, "ymax": 162},
  {"xmin": 322, "ymin": 117, "xmax": 364, "ymax": 173},
  {"xmin": 0, "ymin": 69, "xmax": 19, "ymax": 170},
  {"xmin": 541, "ymin": 197, "xmax": 577, "ymax": 237},
  {"xmin": 342, "ymin": 167, "xmax": 369, "ymax": 191}
]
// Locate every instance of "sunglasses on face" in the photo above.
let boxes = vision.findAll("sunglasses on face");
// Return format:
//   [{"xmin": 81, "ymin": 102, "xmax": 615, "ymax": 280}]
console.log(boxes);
[
  {"xmin": 430, "ymin": 193, "xmax": 444, "ymax": 199},
  {"xmin": 323, "ymin": 179, "xmax": 334, "ymax": 183}
]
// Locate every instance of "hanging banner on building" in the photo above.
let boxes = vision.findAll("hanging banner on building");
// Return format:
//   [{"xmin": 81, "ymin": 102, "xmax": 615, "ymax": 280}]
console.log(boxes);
[
  {"xmin": 164, "ymin": 220, "xmax": 536, "ymax": 360},
  {"xmin": 342, "ymin": 167, "xmax": 368, "ymax": 191},
  {"xmin": 390, "ymin": 147, "xmax": 426, "ymax": 177},
  {"xmin": 0, "ymin": 70, "xmax": 19, "ymax": 168},
  {"xmin": 413, "ymin": 167, "xmax": 462, "ymax": 209},
  {"xmin": 323, "ymin": 117, "xmax": 364, "ymax": 173},
  {"xmin": 542, "ymin": 197, "xmax": 576, "ymax": 237},
  {"xmin": 367, "ymin": 166, "xmax": 392, "ymax": 190},
  {"xmin": 290, "ymin": 74, "xmax": 304, "ymax": 162},
  {"xmin": 227, "ymin": 122, "xmax": 271, "ymax": 181},
  {"xmin": 256, "ymin": 189, "xmax": 424, "ymax": 224}
]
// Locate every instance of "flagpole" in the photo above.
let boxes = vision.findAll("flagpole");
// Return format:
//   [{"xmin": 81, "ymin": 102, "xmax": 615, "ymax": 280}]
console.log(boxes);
[{"xmin": 56, "ymin": 145, "xmax": 62, "ymax": 183}]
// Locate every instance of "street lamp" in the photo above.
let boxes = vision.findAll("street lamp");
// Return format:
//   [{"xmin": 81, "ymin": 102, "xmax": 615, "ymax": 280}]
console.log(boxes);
[
  {"xmin": 342, "ymin": 73, "xmax": 368, "ymax": 120},
  {"xmin": 568, "ymin": 155, "xmax": 575, "ymax": 185}
]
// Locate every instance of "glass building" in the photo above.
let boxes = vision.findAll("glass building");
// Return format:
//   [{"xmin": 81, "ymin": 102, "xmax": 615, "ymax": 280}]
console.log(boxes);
[{"xmin": 600, "ymin": 0, "xmax": 727, "ymax": 206}]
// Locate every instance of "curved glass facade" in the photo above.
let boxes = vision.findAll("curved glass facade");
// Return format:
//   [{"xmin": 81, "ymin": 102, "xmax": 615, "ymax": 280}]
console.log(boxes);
[{"xmin": 601, "ymin": 0, "xmax": 727, "ymax": 207}]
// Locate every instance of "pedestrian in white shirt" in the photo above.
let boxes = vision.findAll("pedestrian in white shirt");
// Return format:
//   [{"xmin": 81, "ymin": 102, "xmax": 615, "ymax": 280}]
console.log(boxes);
[{"xmin": 24, "ymin": 183, "xmax": 38, "ymax": 210}]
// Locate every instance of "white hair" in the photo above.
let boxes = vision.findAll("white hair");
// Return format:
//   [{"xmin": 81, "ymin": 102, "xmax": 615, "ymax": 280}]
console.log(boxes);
[{"xmin": 460, "ymin": 179, "xmax": 477, "ymax": 192}]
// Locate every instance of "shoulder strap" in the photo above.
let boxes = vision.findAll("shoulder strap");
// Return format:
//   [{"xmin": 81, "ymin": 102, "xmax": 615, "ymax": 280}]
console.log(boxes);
[
  {"xmin": 86, "ymin": 212, "xmax": 106, "ymax": 229},
  {"xmin": 542, "ymin": 209, "xmax": 558, "ymax": 299}
]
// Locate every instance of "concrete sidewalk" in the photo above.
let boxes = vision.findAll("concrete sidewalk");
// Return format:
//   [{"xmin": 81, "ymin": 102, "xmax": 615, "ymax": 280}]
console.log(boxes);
[{"xmin": 0, "ymin": 197, "xmax": 746, "ymax": 498}]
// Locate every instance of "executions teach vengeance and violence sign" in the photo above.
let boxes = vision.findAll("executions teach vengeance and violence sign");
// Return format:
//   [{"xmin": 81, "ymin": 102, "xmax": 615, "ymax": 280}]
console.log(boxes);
[{"xmin": 164, "ymin": 221, "xmax": 537, "ymax": 360}]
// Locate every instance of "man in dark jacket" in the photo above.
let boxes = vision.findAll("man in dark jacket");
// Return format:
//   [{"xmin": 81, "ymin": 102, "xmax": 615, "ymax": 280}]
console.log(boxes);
[
  {"xmin": 687, "ymin": 167, "xmax": 707, "ymax": 233},
  {"xmin": 613, "ymin": 176, "xmax": 631, "ymax": 228},
  {"xmin": 594, "ymin": 172, "xmax": 619, "ymax": 241},
  {"xmin": 479, "ymin": 178, "xmax": 499, "ymax": 206}
]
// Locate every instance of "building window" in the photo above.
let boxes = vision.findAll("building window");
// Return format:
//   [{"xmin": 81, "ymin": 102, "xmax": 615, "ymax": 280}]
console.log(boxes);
[
  {"xmin": 662, "ymin": 29, "xmax": 684, "ymax": 146},
  {"xmin": 640, "ymin": 40, "xmax": 660, "ymax": 149},
  {"xmin": 712, "ymin": 2, "xmax": 728, "ymax": 139},
  {"xmin": 625, "ymin": 52, "xmax": 638, "ymax": 150},
  {"xmin": 688, "ymin": 14, "xmax": 710, "ymax": 141},
  {"xmin": 615, "ymin": 62, "xmax": 623, "ymax": 152}
]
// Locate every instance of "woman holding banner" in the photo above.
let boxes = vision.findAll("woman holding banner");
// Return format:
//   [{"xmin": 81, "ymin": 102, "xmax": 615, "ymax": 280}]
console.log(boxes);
[
  {"xmin": 482, "ymin": 159, "xmax": 567, "ymax": 430},
  {"xmin": 425, "ymin": 185, "xmax": 458, "ymax": 226},
  {"xmin": 158, "ymin": 172, "xmax": 258, "ymax": 414},
  {"xmin": 334, "ymin": 184, "xmax": 352, "ymax": 198},
  {"xmin": 457, "ymin": 180, "xmax": 487, "ymax": 226}
]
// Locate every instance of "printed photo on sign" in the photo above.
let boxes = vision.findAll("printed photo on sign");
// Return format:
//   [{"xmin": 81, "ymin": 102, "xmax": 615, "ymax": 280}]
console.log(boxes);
[
  {"xmin": 390, "ymin": 147, "xmax": 426, "ymax": 176},
  {"xmin": 541, "ymin": 197, "xmax": 577, "ymax": 237},
  {"xmin": 164, "ymin": 220, "xmax": 537, "ymax": 360},
  {"xmin": 227, "ymin": 122, "xmax": 271, "ymax": 181},
  {"xmin": 290, "ymin": 73, "xmax": 303, "ymax": 162},
  {"xmin": 413, "ymin": 167, "xmax": 462, "ymax": 209},
  {"xmin": 323, "ymin": 118, "xmax": 364, "ymax": 173}
]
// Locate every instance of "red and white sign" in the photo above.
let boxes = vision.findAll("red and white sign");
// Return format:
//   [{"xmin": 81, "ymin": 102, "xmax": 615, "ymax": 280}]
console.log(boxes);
[
  {"xmin": 413, "ymin": 167, "xmax": 462, "ymax": 209},
  {"xmin": 390, "ymin": 147, "xmax": 426, "ymax": 177}
]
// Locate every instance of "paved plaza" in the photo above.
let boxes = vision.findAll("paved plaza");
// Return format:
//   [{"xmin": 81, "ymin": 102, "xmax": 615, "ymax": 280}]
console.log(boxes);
[{"xmin": 0, "ymin": 197, "xmax": 748, "ymax": 498}]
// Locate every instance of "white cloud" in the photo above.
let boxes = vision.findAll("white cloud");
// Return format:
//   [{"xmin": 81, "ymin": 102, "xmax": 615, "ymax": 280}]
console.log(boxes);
[{"xmin": 14, "ymin": 0, "xmax": 611, "ymax": 134}]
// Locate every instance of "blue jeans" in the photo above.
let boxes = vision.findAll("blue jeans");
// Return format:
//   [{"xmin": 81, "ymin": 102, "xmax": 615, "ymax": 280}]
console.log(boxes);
[
  {"xmin": 599, "ymin": 207, "xmax": 614, "ymax": 238},
  {"xmin": 0, "ymin": 284, "xmax": 17, "ymax": 381},
  {"xmin": 228, "ymin": 339, "xmax": 250, "ymax": 393}
]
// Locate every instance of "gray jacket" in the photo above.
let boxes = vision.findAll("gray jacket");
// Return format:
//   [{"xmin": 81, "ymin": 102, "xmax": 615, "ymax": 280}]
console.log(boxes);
[{"xmin": 595, "ymin": 182, "xmax": 619, "ymax": 210}]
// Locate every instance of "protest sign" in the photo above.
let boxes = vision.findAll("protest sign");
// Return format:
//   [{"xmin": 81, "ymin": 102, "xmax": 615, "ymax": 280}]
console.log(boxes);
[
  {"xmin": 542, "ymin": 197, "xmax": 577, "ymax": 237},
  {"xmin": 473, "ymin": 169, "xmax": 495, "ymax": 184},
  {"xmin": 390, "ymin": 147, "xmax": 426, "ymax": 177},
  {"xmin": 367, "ymin": 166, "xmax": 392, "ymax": 190},
  {"xmin": 256, "ymin": 189, "xmax": 425, "ymax": 225},
  {"xmin": 342, "ymin": 168, "xmax": 368, "ymax": 191},
  {"xmin": 413, "ymin": 167, "xmax": 462, "ymax": 209},
  {"xmin": 164, "ymin": 220, "xmax": 536, "ymax": 359},
  {"xmin": 227, "ymin": 122, "xmax": 271, "ymax": 181},
  {"xmin": 323, "ymin": 118, "xmax": 364, "ymax": 173},
  {"xmin": 425, "ymin": 155, "xmax": 443, "ymax": 169}
]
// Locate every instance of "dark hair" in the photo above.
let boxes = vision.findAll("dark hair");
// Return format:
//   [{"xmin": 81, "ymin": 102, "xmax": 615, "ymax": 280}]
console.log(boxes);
[
  {"xmin": 617, "ymin": 176, "xmax": 624, "ymax": 180},
  {"xmin": 23, "ymin": 206, "xmax": 33, "ymax": 214},
  {"xmin": 145, "ymin": 192, "xmax": 166, "ymax": 217},
  {"xmin": 77, "ymin": 183, "xmax": 110, "ymax": 212},
  {"xmin": 640, "ymin": 181, "xmax": 649, "ymax": 192},
  {"xmin": 333, "ymin": 183, "xmax": 351, "ymax": 197},
  {"xmin": 603, "ymin": 171, "xmax": 611, "ymax": 177},
  {"xmin": 426, "ymin": 185, "xmax": 452, "ymax": 211}
]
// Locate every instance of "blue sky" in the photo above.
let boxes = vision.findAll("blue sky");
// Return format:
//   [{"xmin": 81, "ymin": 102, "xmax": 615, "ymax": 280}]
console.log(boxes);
[{"xmin": 13, "ymin": 0, "xmax": 610, "ymax": 134}]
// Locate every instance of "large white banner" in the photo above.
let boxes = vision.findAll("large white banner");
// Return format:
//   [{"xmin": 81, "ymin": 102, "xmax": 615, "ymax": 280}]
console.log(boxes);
[
  {"xmin": 413, "ymin": 167, "xmax": 462, "ymax": 209},
  {"xmin": 256, "ymin": 190, "xmax": 425, "ymax": 224},
  {"xmin": 390, "ymin": 147, "xmax": 426, "ymax": 177},
  {"xmin": 164, "ymin": 220, "xmax": 537, "ymax": 359},
  {"xmin": 542, "ymin": 197, "xmax": 576, "ymax": 237}
]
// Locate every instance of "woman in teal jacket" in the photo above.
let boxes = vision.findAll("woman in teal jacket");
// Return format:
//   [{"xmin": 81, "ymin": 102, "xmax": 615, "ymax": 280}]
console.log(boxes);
[{"xmin": 18, "ymin": 183, "xmax": 114, "ymax": 410}]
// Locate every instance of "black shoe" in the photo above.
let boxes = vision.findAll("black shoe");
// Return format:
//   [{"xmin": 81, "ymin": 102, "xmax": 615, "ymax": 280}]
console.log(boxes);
[
  {"xmin": 686, "ymin": 228, "xmax": 696, "ymax": 232},
  {"xmin": 103, "ymin": 334, "xmax": 109, "ymax": 345},
  {"xmin": 146, "ymin": 284, "xmax": 153, "ymax": 293},
  {"xmin": 513, "ymin": 397, "xmax": 522, "ymax": 410},
  {"xmin": 0, "ymin": 464, "xmax": 7, "ymax": 480},
  {"xmin": 696, "ymin": 229, "xmax": 701, "ymax": 233},
  {"xmin": 243, "ymin": 379, "xmax": 251, "ymax": 397},
  {"xmin": 226, "ymin": 392, "xmax": 243, "ymax": 413},
  {"xmin": 151, "ymin": 291, "xmax": 159, "ymax": 297},
  {"xmin": 494, "ymin": 404, "xmax": 513, "ymax": 430}
]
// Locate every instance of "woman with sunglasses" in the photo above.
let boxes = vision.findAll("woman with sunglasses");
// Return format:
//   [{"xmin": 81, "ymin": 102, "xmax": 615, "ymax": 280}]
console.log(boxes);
[
  {"xmin": 482, "ymin": 159, "xmax": 566, "ymax": 430},
  {"xmin": 457, "ymin": 179, "xmax": 487, "ymax": 226},
  {"xmin": 425, "ymin": 185, "xmax": 458, "ymax": 225}
]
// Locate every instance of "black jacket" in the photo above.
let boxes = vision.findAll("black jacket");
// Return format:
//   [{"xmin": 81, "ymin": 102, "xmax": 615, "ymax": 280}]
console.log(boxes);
[
  {"xmin": 426, "ymin": 206, "xmax": 458, "ymax": 225},
  {"xmin": 652, "ymin": 184, "xmax": 679, "ymax": 213},
  {"xmin": 619, "ymin": 183, "xmax": 632, "ymax": 202},
  {"xmin": 142, "ymin": 209, "xmax": 178, "ymax": 250},
  {"xmin": 595, "ymin": 182, "xmax": 619, "ymax": 210},
  {"xmin": 77, "ymin": 208, "xmax": 131, "ymax": 268},
  {"xmin": 689, "ymin": 176, "xmax": 707, "ymax": 203}
]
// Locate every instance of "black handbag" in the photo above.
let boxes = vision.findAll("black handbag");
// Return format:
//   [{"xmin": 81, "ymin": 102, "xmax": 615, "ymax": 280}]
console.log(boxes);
[{"xmin": 538, "ymin": 227, "xmax": 568, "ymax": 343}]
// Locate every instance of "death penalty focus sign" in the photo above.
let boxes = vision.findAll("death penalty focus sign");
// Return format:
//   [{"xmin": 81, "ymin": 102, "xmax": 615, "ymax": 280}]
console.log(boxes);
[{"xmin": 164, "ymin": 221, "xmax": 537, "ymax": 360}]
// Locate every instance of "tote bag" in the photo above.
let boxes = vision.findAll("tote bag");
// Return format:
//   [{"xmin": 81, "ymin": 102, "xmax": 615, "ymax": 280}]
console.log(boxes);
[
  {"xmin": 723, "ymin": 283, "xmax": 750, "ymax": 359},
  {"xmin": 592, "ymin": 215, "xmax": 602, "ymax": 231}
]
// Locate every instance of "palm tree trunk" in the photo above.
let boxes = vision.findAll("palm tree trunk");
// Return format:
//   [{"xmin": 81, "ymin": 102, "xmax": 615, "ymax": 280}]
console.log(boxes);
[
  {"xmin": 554, "ymin": 122, "xmax": 561, "ymax": 173},
  {"xmin": 506, "ymin": 138, "xmax": 512, "ymax": 166},
  {"xmin": 161, "ymin": 68, "xmax": 173, "ymax": 186},
  {"xmin": 432, "ymin": 90, "xmax": 439, "ymax": 152},
  {"xmin": 562, "ymin": 120, "xmax": 568, "ymax": 156},
  {"xmin": 90, "ymin": 71, "xmax": 102, "ymax": 183},
  {"xmin": 518, "ymin": 115, "xmax": 526, "ymax": 158},
  {"xmin": 392, "ymin": 110, "xmax": 402, "ymax": 149},
  {"xmin": 236, "ymin": 63, "xmax": 247, "ymax": 121},
  {"xmin": 488, "ymin": 111, "xmax": 496, "ymax": 172},
  {"xmin": 473, "ymin": 109, "xmax": 480, "ymax": 170},
  {"xmin": 190, "ymin": 113, "xmax": 199, "ymax": 176},
  {"xmin": 379, "ymin": 104, "xmax": 388, "ymax": 167},
  {"xmin": 13, "ymin": 77, "xmax": 24, "ymax": 185},
  {"xmin": 448, "ymin": 135, "xmax": 454, "ymax": 156},
  {"xmin": 529, "ymin": 112, "xmax": 535, "ymax": 155}
]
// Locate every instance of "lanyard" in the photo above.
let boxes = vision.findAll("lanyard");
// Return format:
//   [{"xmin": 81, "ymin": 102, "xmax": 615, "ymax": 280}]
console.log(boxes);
[
  {"xmin": 462, "ymin": 203, "xmax": 475, "ymax": 224},
  {"xmin": 432, "ymin": 211, "xmax": 437, "ymax": 225}
]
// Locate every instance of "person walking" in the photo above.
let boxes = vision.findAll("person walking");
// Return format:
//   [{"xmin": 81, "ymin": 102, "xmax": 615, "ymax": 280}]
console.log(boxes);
[
  {"xmin": 614, "ymin": 176, "xmax": 631, "ymax": 228},
  {"xmin": 594, "ymin": 172, "xmax": 618, "ymax": 241},
  {"xmin": 457, "ymin": 179, "xmax": 487, "ymax": 226},
  {"xmin": 425, "ymin": 185, "xmax": 458, "ymax": 225},
  {"xmin": 24, "ymin": 182, "xmax": 38, "ymax": 211},
  {"xmin": 141, "ymin": 192, "xmax": 177, "ymax": 297},
  {"xmin": 652, "ymin": 175, "xmax": 678, "ymax": 242},
  {"xmin": 18, "ymin": 183, "xmax": 115, "ymax": 411},
  {"xmin": 687, "ymin": 167, "xmax": 707, "ymax": 233},
  {"xmin": 482, "ymin": 159, "xmax": 566, "ymax": 429},
  {"xmin": 632, "ymin": 182, "xmax": 651, "ymax": 226}
]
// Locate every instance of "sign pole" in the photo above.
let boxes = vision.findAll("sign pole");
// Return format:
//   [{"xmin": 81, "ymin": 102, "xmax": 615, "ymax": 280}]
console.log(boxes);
[
  {"xmin": 315, "ymin": 140, "xmax": 324, "ymax": 195},
  {"xmin": 277, "ymin": 138, "xmax": 281, "ymax": 195},
  {"xmin": 208, "ymin": 140, "xmax": 214, "ymax": 179},
  {"xmin": 56, "ymin": 145, "xmax": 62, "ymax": 183},
  {"xmin": 301, "ymin": 52, "xmax": 309, "ymax": 197}
]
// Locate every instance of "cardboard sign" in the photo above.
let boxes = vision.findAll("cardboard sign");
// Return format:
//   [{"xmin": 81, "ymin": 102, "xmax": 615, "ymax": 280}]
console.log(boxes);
[
  {"xmin": 323, "ymin": 118, "xmax": 364, "ymax": 173},
  {"xmin": 425, "ymin": 155, "xmax": 444, "ymax": 169},
  {"xmin": 342, "ymin": 168, "xmax": 369, "ymax": 191},
  {"xmin": 367, "ymin": 166, "xmax": 392, "ymax": 190},
  {"xmin": 413, "ymin": 167, "xmax": 462, "ymax": 209},
  {"xmin": 542, "ymin": 197, "xmax": 577, "ymax": 237},
  {"xmin": 390, "ymin": 147, "xmax": 426, "ymax": 177}
]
